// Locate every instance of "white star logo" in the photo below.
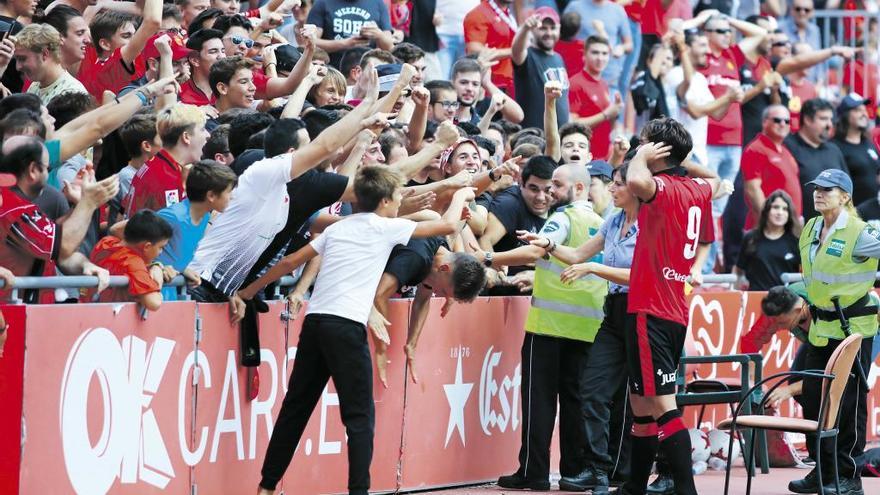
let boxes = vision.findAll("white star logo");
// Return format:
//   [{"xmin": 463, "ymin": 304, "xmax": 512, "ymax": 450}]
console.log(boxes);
[{"xmin": 443, "ymin": 350, "xmax": 473, "ymax": 448}]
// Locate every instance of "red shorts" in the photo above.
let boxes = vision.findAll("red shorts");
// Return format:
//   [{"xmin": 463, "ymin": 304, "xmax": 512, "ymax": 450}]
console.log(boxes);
[{"xmin": 624, "ymin": 312, "xmax": 686, "ymax": 396}]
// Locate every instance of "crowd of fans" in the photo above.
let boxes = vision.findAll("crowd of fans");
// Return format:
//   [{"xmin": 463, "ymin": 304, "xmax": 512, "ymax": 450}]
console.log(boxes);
[{"xmin": 0, "ymin": 0, "xmax": 876, "ymax": 340}]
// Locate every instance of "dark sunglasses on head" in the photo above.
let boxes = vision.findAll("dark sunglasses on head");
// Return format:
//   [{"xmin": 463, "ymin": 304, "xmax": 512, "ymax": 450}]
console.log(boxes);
[
  {"xmin": 705, "ymin": 28, "xmax": 731, "ymax": 34},
  {"xmin": 771, "ymin": 117, "xmax": 791, "ymax": 124},
  {"xmin": 230, "ymin": 35, "xmax": 254, "ymax": 48}
]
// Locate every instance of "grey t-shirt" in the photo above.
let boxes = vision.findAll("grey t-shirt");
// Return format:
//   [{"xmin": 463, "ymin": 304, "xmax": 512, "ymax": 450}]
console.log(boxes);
[
  {"xmin": 563, "ymin": 0, "xmax": 630, "ymax": 84},
  {"xmin": 307, "ymin": 0, "xmax": 391, "ymax": 66}
]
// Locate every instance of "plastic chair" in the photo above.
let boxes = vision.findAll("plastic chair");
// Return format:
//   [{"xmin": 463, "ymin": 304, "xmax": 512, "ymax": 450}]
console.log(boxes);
[{"xmin": 717, "ymin": 333, "xmax": 864, "ymax": 495}]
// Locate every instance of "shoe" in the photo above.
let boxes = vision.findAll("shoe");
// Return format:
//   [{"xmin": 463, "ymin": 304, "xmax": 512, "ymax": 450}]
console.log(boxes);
[
  {"xmin": 558, "ymin": 467, "xmax": 609, "ymax": 492},
  {"xmin": 789, "ymin": 470, "xmax": 821, "ymax": 494},
  {"xmin": 821, "ymin": 478, "xmax": 864, "ymax": 495},
  {"xmin": 645, "ymin": 474, "xmax": 675, "ymax": 495},
  {"xmin": 497, "ymin": 473, "xmax": 550, "ymax": 491}
]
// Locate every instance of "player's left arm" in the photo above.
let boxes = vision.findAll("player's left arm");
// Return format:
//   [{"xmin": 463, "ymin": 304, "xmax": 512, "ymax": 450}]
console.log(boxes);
[{"xmin": 404, "ymin": 284, "xmax": 434, "ymax": 383}]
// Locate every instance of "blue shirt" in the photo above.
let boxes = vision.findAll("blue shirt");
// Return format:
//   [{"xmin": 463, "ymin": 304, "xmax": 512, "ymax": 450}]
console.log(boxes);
[
  {"xmin": 156, "ymin": 199, "xmax": 211, "ymax": 300},
  {"xmin": 598, "ymin": 210, "xmax": 638, "ymax": 294}
]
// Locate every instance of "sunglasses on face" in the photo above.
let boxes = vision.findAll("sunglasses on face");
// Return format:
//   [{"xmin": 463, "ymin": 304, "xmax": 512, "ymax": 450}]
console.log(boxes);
[
  {"xmin": 229, "ymin": 35, "xmax": 254, "ymax": 48},
  {"xmin": 771, "ymin": 117, "xmax": 791, "ymax": 124},
  {"xmin": 705, "ymin": 28, "xmax": 731, "ymax": 34},
  {"xmin": 794, "ymin": 6, "xmax": 813, "ymax": 12}
]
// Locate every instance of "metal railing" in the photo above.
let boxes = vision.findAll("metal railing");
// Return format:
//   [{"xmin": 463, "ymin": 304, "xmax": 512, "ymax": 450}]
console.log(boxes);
[{"xmin": 813, "ymin": 9, "xmax": 880, "ymax": 99}]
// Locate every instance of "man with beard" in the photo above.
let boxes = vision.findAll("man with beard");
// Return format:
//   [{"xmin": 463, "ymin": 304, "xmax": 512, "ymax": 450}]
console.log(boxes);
[
  {"xmin": 833, "ymin": 94, "xmax": 880, "ymax": 206},
  {"xmin": 473, "ymin": 162, "xmax": 606, "ymax": 491},
  {"xmin": 569, "ymin": 36, "xmax": 619, "ymax": 161},
  {"xmin": 511, "ymin": 7, "xmax": 569, "ymax": 130},
  {"xmin": 451, "ymin": 57, "xmax": 521, "ymax": 126},
  {"xmin": 783, "ymin": 97, "xmax": 848, "ymax": 220}
]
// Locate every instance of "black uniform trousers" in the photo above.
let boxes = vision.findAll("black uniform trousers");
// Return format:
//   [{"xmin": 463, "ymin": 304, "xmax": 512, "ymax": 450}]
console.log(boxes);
[
  {"xmin": 582, "ymin": 292, "xmax": 633, "ymax": 479},
  {"xmin": 516, "ymin": 332, "xmax": 591, "ymax": 481},
  {"xmin": 260, "ymin": 314, "xmax": 375, "ymax": 495},
  {"xmin": 802, "ymin": 335, "xmax": 874, "ymax": 480}
]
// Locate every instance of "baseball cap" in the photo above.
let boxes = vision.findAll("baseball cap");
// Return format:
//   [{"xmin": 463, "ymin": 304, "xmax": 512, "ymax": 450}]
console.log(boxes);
[
  {"xmin": 807, "ymin": 169, "xmax": 853, "ymax": 194},
  {"xmin": 275, "ymin": 44, "xmax": 302, "ymax": 74},
  {"xmin": 376, "ymin": 63, "xmax": 402, "ymax": 93},
  {"xmin": 143, "ymin": 32, "xmax": 192, "ymax": 62},
  {"xmin": 837, "ymin": 93, "xmax": 871, "ymax": 114},
  {"xmin": 587, "ymin": 160, "xmax": 613, "ymax": 181},
  {"xmin": 533, "ymin": 6, "xmax": 560, "ymax": 24},
  {"xmin": 185, "ymin": 28, "xmax": 223, "ymax": 51}
]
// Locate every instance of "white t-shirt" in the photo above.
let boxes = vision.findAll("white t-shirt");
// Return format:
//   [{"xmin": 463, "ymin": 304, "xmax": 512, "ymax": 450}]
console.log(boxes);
[
  {"xmin": 435, "ymin": 0, "xmax": 480, "ymax": 36},
  {"xmin": 27, "ymin": 71, "xmax": 88, "ymax": 105},
  {"xmin": 663, "ymin": 66, "xmax": 713, "ymax": 166},
  {"xmin": 189, "ymin": 153, "xmax": 293, "ymax": 295},
  {"xmin": 306, "ymin": 212, "xmax": 416, "ymax": 325}
]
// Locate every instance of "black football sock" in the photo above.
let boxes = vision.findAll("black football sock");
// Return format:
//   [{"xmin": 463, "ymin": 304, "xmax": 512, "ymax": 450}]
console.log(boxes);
[{"xmin": 657, "ymin": 410, "xmax": 697, "ymax": 495}]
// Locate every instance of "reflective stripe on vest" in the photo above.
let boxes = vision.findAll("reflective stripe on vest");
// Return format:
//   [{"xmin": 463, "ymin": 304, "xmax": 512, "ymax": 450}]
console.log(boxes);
[
  {"xmin": 799, "ymin": 215, "xmax": 879, "ymax": 346},
  {"xmin": 525, "ymin": 204, "xmax": 607, "ymax": 342}
]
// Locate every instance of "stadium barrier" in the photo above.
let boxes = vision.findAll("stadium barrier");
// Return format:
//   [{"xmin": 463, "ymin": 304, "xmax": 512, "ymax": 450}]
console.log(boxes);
[{"xmin": 1, "ymin": 287, "xmax": 879, "ymax": 494}]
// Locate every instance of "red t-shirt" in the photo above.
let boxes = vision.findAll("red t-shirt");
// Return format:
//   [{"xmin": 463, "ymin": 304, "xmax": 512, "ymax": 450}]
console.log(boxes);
[
  {"xmin": 640, "ymin": 0, "xmax": 666, "ymax": 36},
  {"xmin": 628, "ymin": 173, "xmax": 714, "ymax": 326},
  {"xmin": 555, "ymin": 39, "xmax": 584, "ymax": 78},
  {"xmin": 179, "ymin": 78, "xmax": 216, "ymax": 106},
  {"xmin": 88, "ymin": 236, "xmax": 160, "ymax": 303},
  {"xmin": 788, "ymin": 78, "xmax": 817, "ymax": 134},
  {"xmin": 124, "ymin": 149, "xmax": 186, "ymax": 216},
  {"xmin": 623, "ymin": 0, "xmax": 642, "ymax": 22},
  {"xmin": 0, "ymin": 188, "xmax": 60, "ymax": 300},
  {"xmin": 843, "ymin": 59, "xmax": 879, "ymax": 119},
  {"xmin": 741, "ymin": 133, "xmax": 803, "ymax": 229},
  {"xmin": 463, "ymin": 1, "xmax": 515, "ymax": 95},
  {"xmin": 77, "ymin": 45, "xmax": 145, "ymax": 100},
  {"xmin": 569, "ymin": 70, "xmax": 611, "ymax": 160},
  {"xmin": 698, "ymin": 45, "xmax": 746, "ymax": 146}
]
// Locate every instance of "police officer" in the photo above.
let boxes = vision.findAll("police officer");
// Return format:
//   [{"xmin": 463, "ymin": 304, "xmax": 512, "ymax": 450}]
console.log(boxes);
[
  {"xmin": 525, "ymin": 163, "xmax": 640, "ymax": 494},
  {"xmin": 475, "ymin": 161, "xmax": 607, "ymax": 490},
  {"xmin": 794, "ymin": 169, "xmax": 879, "ymax": 495}
]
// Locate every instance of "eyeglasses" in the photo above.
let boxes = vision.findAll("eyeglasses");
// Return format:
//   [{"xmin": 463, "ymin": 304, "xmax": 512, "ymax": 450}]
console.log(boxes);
[
  {"xmin": 771, "ymin": 117, "xmax": 791, "ymax": 124},
  {"xmin": 228, "ymin": 35, "xmax": 254, "ymax": 48},
  {"xmin": 705, "ymin": 28, "xmax": 731, "ymax": 34},
  {"xmin": 436, "ymin": 100, "xmax": 460, "ymax": 109},
  {"xmin": 794, "ymin": 6, "xmax": 813, "ymax": 12}
]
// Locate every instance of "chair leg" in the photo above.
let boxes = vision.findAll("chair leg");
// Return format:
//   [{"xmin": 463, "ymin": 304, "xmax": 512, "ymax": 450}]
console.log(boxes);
[
  {"xmin": 815, "ymin": 434, "xmax": 824, "ymax": 493},
  {"xmin": 832, "ymin": 434, "xmax": 840, "ymax": 495},
  {"xmin": 698, "ymin": 404, "xmax": 706, "ymax": 426},
  {"xmin": 724, "ymin": 424, "xmax": 736, "ymax": 495},
  {"xmin": 745, "ymin": 428, "xmax": 758, "ymax": 495},
  {"xmin": 741, "ymin": 399, "xmax": 755, "ymax": 477}
]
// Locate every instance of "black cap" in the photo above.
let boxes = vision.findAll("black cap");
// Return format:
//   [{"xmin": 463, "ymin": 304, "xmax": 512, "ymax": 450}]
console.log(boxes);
[
  {"xmin": 185, "ymin": 28, "xmax": 224, "ymax": 51},
  {"xmin": 275, "ymin": 44, "xmax": 302, "ymax": 74}
]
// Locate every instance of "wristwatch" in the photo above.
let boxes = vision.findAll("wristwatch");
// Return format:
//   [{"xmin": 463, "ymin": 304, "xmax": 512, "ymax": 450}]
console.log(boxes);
[
  {"xmin": 488, "ymin": 168, "xmax": 499, "ymax": 181},
  {"xmin": 483, "ymin": 252, "xmax": 494, "ymax": 267}
]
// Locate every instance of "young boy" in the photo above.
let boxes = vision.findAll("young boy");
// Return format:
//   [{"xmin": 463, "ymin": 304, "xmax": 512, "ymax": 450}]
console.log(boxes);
[
  {"xmin": 235, "ymin": 166, "xmax": 475, "ymax": 495},
  {"xmin": 89, "ymin": 210, "xmax": 173, "ymax": 311}
]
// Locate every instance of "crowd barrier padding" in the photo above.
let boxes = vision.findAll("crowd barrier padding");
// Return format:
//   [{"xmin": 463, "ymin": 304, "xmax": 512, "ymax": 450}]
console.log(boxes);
[{"xmin": 1, "ymin": 292, "xmax": 879, "ymax": 494}]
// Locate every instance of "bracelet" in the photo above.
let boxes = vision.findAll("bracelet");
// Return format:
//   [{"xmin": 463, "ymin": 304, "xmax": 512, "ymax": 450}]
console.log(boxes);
[
  {"xmin": 134, "ymin": 90, "xmax": 150, "ymax": 107},
  {"xmin": 265, "ymin": 62, "xmax": 277, "ymax": 68}
]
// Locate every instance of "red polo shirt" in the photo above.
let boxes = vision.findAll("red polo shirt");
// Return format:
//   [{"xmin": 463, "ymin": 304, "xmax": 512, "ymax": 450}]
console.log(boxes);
[
  {"xmin": 179, "ymin": 70, "xmax": 270, "ymax": 106},
  {"xmin": 77, "ymin": 45, "xmax": 145, "ymax": 99},
  {"xmin": 555, "ymin": 39, "xmax": 584, "ymax": 77},
  {"xmin": 788, "ymin": 78, "xmax": 817, "ymax": 134},
  {"xmin": 124, "ymin": 149, "xmax": 187, "ymax": 216},
  {"xmin": 741, "ymin": 133, "xmax": 802, "ymax": 229},
  {"xmin": 569, "ymin": 69, "xmax": 611, "ymax": 160},
  {"xmin": 698, "ymin": 45, "xmax": 746, "ymax": 146},
  {"xmin": 88, "ymin": 236, "xmax": 160, "ymax": 303},
  {"xmin": 463, "ymin": 1, "xmax": 515, "ymax": 96},
  {"xmin": 640, "ymin": 0, "xmax": 666, "ymax": 36}
]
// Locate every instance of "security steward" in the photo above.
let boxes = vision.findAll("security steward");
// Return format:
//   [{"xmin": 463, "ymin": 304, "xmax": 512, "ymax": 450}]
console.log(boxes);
[
  {"xmin": 473, "ymin": 161, "xmax": 607, "ymax": 491},
  {"xmin": 795, "ymin": 169, "xmax": 878, "ymax": 495}
]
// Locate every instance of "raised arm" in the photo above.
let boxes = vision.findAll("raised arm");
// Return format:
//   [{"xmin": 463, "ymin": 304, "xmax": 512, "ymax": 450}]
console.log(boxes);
[
  {"xmin": 511, "ymin": 15, "xmax": 539, "ymax": 66},
  {"xmin": 407, "ymin": 87, "xmax": 430, "ymax": 152},
  {"xmin": 776, "ymin": 46, "xmax": 854, "ymax": 76},
  {"xmin": 731, "ymin": 16, "xmax": 769, "ymax": 64},
  {"xmin": 411, "ymin": 188, "xmax": 476, "ymax": 238},
  {"xmin": 120, "ymin": 0, "xmax": 161, "ymax": 66},
  {"xmin": 263, "ymin": 24, "xmax": 317, "ymax": 99},
  {"xmin": 392, "ymin": 120, "xmax": 459, "ymax": 179},
  {"xmin": 544, "ymin": 81, "xmax": 563, "ymax": 161}
]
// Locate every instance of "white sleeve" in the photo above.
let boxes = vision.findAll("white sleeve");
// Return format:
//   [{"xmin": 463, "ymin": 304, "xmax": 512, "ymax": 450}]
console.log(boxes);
[
  {"xmin": 310, "ymin": 231, "xmax": 328, "ymax": 255},
  {"xmin": 385, "ymin": 217, "xmax": 418, "ymax": 246},
  {"xmin": 238, "ymin": 154, "xmax": 293, "ymax": 198},
  {"xmin": 687, "ymin": 75, "xmax": 714, "ymax": 106}
]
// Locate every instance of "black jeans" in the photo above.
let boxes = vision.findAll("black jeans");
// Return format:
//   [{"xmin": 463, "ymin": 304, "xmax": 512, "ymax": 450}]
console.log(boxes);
[
  {"xmin": 516, "ymin": 332, "xmax": 591, "ymax": 480},
  {"xmin": 260, "ymin": 314, "xmax": 375, "ymax": 495},
  {"xmin": 582, "ymin": 293, "xmax": 633, "ymax": 479},
  {"xmin": 801, "ymin": 335, "xmax": 873, "ymax": 480}
]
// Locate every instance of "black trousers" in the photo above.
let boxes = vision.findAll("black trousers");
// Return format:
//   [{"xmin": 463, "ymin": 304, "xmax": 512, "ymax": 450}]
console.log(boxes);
[
  {"xmin": 517, "ymin": 332, "xmax": 591, "ymax": 481},
  {"xmin": 583, "ymin": 293, "xmax": 633, "ymax": 479},
  {"xmin": 260, "ymin": 314, "xmax": 375, "ymax": 495},
  {"xmin": 801, "ymin": 335, "xmax": 874, "ymax": 480}
]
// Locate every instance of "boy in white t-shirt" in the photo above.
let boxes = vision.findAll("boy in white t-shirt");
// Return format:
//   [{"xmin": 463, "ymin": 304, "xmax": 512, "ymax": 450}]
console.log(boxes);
[{"xmin": 237, "ymin": 166, "xmax": 476, "ymax": 495}]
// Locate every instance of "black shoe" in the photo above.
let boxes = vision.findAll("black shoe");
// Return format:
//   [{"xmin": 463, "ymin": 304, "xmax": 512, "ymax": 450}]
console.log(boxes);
[
  {"xmin": 559, "ymin": 468, "xmax": 609, "ymax": 492},
  {"xmin": 497, "ymin": 473, "xmax": 551, "ymax": 491},
  {"xmin": 789, "ymin": 470, "xmax": 821, "ymax": 494},
  {"xmin": 821, "ymin": 478, "xmax": 864, "ymax": 495},
  {"xmin": 645, "ymin": 475, "xmax": 675, "ymax": 495}
]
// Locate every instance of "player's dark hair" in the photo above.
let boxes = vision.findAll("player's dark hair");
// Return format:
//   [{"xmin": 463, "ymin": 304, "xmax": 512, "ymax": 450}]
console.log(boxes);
[
  {"xmin": 639, "ymin": 117, "xmax": 693, "ymax": 167},
  {"xmin": 264, "ymin": 118, "xmax": 307, "ymax": 157},
  {"xmin": 123, "ymin": 210, "xmax": 174, "ymax": 244},
  {"xmin": 522, "ymin": 155, "xmax": 557, "ymax": 184},
  {"xmin": 186, "ymin": 159, "xmax": 238, "ymax": 201},
  {"xmin": 228, "ymin": 111, "xmax": 274, "ymax": 157},
  {"xmin": 761, "ymin": 286, "xmax": 800, "ymax": 316},
  {"xmin": 451, "ymin": 254, "xmax": 487, "ymax": 302},
  {"xmin": 355, "ymin": 165, "xmax": 404, "ymax": 211}
]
